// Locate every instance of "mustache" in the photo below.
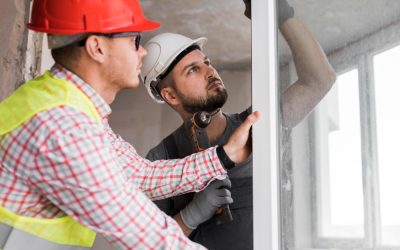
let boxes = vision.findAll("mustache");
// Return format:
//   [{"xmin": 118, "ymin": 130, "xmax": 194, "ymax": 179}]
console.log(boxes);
[{"xmin": 208, "ymin": 77, "xmax": 222, "ymax": 85}]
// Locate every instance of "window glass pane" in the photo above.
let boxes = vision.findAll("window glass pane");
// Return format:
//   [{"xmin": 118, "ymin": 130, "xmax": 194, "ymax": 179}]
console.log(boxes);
[
  {"xmin": 319, "ymin": 69, "xmax": 365, "ymax": 238},
  {"xmin": 373, "ymin": 44, "xmax": 400, "ymax": 246},
  {"xmin": 279, "ymin": 1, "xmax": 400, "ymax": 249}
]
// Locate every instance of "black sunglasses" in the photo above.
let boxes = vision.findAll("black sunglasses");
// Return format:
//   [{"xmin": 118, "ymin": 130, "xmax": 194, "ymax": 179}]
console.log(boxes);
[{"xmin": 78, "ymin": 32, "xmax": 142, "ymax": 51}]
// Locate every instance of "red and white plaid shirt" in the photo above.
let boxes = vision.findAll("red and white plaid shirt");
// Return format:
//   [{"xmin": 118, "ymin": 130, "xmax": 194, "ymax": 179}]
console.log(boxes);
[{"xmin": 0, "ymin": 64, "xmax": 227, "ymax": 249}]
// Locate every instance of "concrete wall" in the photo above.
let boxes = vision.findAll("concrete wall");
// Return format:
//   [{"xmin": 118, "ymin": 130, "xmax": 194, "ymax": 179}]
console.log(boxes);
[{"xmin": 0, "ymin": 0, "xmax": 30, "ymax": 100}]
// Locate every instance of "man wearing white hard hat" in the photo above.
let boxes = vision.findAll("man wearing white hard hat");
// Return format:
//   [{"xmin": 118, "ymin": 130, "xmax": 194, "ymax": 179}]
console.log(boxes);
[
  {"xmin": 141, "ymin": 0, "xmax": 336, "ymax": 249},
  {"xmin": 0, "ymin": 0, "xmax": 259, "ymax": 249}
]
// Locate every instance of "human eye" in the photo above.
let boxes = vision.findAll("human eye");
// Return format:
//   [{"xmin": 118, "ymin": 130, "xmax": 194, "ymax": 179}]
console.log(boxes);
[{"xmin": 187, "ymin": 66, "xmax": 199, "ymax": 74}]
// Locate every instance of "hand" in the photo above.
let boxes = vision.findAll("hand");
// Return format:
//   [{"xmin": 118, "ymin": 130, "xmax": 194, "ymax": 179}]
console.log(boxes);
[
  {"xmin": 180, "ymin": 178, "xmax": 233, "ymax": 229},
  {"xmin": 223, "ymin": 111, "xmax": 260, "ymax": 165},
  {"xmin": 241, "ymin": 0, "xmax": 294, "ymax": 25},
  {"xmin": 278, "ymin": 0, "xmax": 294, "ymax": 26}
]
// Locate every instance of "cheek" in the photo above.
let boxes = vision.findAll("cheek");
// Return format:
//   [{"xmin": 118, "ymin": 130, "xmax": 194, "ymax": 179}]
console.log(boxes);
[
  {"xmin": 115, "ymin": 42, "xmax": 138, "ymax": 68},
  {"xmin": 119, "ymin": 53, "xmax": 138, "ymax": 76}
]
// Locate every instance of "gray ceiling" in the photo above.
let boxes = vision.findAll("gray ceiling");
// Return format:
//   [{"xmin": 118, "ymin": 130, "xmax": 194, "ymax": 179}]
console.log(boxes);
[{"xmin": 141, "ymin": 0, "xmax": 400, "ymax": 69}]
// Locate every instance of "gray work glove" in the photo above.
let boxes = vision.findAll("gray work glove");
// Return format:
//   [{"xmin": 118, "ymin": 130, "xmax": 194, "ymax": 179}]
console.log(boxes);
[
  {"xmin": 278, "ymin": 0, "xmax": 294, "ymax": 26},
  {"xmin": 180, "ymin": 178, "xmax": 233, "ymax": 229},
  {"xmin": 241, "ymin": 0, "xmax": 294, "ymax": 26},
  {"xmin": 242, "ymin": 0, "xmax": 251, "ymax": 19}
]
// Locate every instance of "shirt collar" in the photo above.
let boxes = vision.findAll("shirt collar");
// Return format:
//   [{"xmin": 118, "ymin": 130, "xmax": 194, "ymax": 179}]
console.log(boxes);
[{"xmin": 50, "ymin": 64, "xmax": 111, "ymax": 119}]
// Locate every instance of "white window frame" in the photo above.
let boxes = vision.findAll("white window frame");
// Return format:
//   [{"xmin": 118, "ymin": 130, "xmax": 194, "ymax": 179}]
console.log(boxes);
[
  {"xmin": 251, "ymin": 0, "xmax": 281, "ymax": 250},
  {"xmin": 312, "ymin": 66, "xmax": 365, "ymax": 248},
  {"xmin": 310, "ymin": 20, "xmax": 400, "ymax": 250}
]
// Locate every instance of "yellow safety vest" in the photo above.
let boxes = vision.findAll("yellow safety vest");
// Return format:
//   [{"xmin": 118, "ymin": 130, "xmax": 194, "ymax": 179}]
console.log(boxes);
[{"xmin": 0, "ymin": 71, "xmax": 98, "ymax": 250}]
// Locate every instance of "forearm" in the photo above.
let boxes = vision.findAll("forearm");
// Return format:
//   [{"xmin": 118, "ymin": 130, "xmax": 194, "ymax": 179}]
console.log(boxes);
[
  {"xmin": 108, "ymin": 127, "xmax": 227, "ymax": 200},
  {"xmin": 280, "ymin": 17, "xmax": 336, "ymax": 128},
  {"xmin": 280, "ymin": 17, "xmax": 335, "ymax": 88},
  {"xmin": 174, "ymin": 212, "xmax": 194, "ymax": 236},
  {"xmin": 33, "ymin": 133, "xmax": 203, "ymax": 249},
  {"xmin": 130, "ymin": 147, "xmax": 227, "ymax": 200},
  {"xmin": 151, "ymin": 192, "xmax": 193, "ymax": 236}
]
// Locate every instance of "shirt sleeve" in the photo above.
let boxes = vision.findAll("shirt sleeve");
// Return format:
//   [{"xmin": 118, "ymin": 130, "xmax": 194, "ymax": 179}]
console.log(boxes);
[
  {"xmin": 25, "ymin": 109, "xmax": 211, "ymax": 249},
  {"xmin": 104, "ymin": 122, "xmax": 227, "ymax": 200},
  {"xmin": 146, "ymin": 144, "xmax": 182, "ymax": 215}
]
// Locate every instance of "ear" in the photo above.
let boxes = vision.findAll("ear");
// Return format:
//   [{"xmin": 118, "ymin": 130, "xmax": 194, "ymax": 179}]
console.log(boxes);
[
  {"xmin": 160, "ymin": 87, "xmax": 180, "ymax": 106},
  {"xmin": 84, "ymin": 35, "xmax": 107, "ymax": 63}
]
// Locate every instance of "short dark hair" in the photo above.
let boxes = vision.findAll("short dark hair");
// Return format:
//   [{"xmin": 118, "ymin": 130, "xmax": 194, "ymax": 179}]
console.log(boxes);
[
  {"xmin": 51, "ymin": 43, "xmax": 82, "ymax": 67},
  {"xmin": 156, "ymin": 73, "xmax": 175, "ymax": 97},
  {"xmin": 156, "ymin": 45, "xmax": 201, "ymax": 98}
]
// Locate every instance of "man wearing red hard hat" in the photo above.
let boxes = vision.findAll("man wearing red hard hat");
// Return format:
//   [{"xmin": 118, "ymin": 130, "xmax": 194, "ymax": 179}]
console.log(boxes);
[{"xmin": 0, "ymin": 1, "xmax": 259, "ymax": 249}]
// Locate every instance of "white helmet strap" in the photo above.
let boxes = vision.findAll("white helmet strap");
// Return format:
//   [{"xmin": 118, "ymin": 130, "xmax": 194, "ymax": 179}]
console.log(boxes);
[{"xmin": 149, "ymin": 79, "xmax": 163, "ymax": 101}]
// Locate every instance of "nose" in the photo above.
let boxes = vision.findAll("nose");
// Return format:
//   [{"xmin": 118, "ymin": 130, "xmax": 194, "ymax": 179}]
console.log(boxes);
[
  {"xmin": 139, "ymin": 45, "xmax": 147, "ymax": 57},
  {"xmin": 205, "ymin": 64, "xmax": 215, "ymax": 80}
]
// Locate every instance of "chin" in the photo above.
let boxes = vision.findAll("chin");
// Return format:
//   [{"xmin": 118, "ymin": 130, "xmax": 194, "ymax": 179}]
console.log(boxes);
[{"xmin": 125, "ymin": 78, "xmax": 140, "ymax": 89}]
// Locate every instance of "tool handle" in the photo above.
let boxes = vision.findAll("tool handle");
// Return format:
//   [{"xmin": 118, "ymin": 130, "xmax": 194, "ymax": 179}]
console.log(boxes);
[{"xmin": 215, "ymin": 204, "xmax": 233, "ymax": 225}]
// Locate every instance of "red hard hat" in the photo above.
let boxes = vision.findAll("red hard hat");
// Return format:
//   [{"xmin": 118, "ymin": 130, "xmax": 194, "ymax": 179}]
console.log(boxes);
[{"xmin": 27, "ymin": 0, "xmax": 160, "ymax": 35}]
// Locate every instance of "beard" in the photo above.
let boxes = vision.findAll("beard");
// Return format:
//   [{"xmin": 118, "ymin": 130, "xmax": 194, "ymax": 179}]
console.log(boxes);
[{"xmin": 176, "ymin": 87, "xmax": 228, "ymax": 114}]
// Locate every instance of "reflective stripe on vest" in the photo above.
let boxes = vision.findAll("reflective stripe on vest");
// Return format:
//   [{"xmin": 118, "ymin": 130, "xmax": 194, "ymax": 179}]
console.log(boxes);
[
  {"xmin": 0, "ymin": 71, "xmax": 99, "ymax": 249},
  {"xmin": 0, "ymin": 217, "xmax": 91, "ymax": 250},
  {"xmin": 0, "ymin": 70, "xmax": 101, "ymax": 134}
]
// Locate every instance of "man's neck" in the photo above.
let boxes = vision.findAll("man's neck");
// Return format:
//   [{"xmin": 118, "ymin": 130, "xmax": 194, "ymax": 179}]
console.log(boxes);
[{"xmin": 66, "ymin": 63, "xmax": 118, "ymax": 105}]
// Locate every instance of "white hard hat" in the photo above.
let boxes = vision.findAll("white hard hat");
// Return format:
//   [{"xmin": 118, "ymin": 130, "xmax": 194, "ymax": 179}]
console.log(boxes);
[{"xmin": 141, "ymin": 33, "xmax": 207, "ymax": 103}]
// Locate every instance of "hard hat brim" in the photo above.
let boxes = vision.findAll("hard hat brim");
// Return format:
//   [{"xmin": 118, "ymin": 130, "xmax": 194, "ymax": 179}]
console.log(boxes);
[{"xmin": 27, "ymin": 18, "xmax": 160, "ymax": 35}]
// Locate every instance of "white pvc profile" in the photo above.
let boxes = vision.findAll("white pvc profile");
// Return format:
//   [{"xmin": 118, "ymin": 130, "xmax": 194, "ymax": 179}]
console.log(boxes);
[{"xmin": 252, "ymin": 0, "xmax": 280, "ymax": 250}]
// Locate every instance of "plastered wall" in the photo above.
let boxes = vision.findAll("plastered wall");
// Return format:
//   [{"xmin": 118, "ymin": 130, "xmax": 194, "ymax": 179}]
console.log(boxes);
[{"xmin": 0, "ymin": 0, "xmax": 30, "ymax": 100}]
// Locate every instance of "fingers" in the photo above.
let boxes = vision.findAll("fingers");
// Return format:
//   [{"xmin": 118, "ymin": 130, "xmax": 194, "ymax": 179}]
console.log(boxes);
[
  {"xmin": 213, "ymin": 189, "xmax": 233, "ymax": 206},
  {"xmin": 241, "ymin": 111, "xmax": 260, "ymax": 131},
  {"xmin": 210, "ymin": 178, "xmax": 232, "ymax": 189},
  {"xmin": 215, "ymin": 188, "xmax": 231, "ymax": 198},
  {"xmin": 230, "ymin": 111, "xmax": 260, "ymax": 139},
  {"xmin": 207, "ymin": 179, "xmax": 233, "ymax": 206},
  {"xmin": 216, "ymin": 195, "xmax": 233, "ymax": 205},
  {"xmin": 220, "ymin": 111, "xmax": 260, "ymax": 166},
  {"xmin": 219, "ymin": 177, "xmax": 232, "ymax": 189}
]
